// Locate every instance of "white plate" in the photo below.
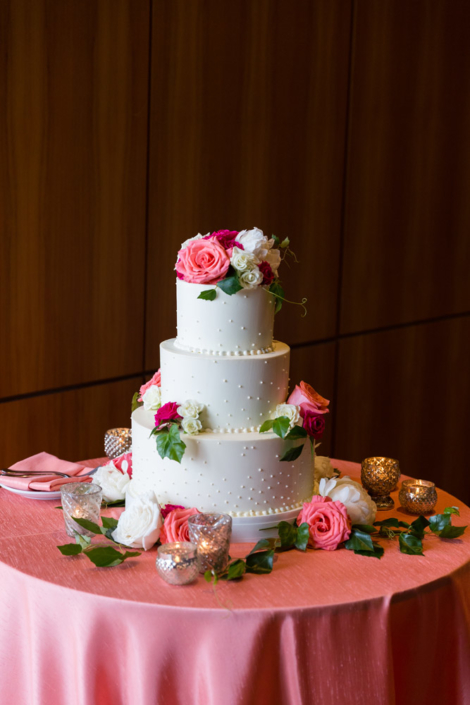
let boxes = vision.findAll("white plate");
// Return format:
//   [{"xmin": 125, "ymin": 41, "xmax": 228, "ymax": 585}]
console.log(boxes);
[{"xmin": 0, "ymin": 484, "xmax": 62, "ymax": 500}]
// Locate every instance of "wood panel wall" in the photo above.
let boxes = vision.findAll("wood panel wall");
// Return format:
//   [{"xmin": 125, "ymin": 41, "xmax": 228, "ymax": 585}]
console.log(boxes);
[{"xmin": 1, "ymin": 1, "xmax": 469, "ymax": 502}]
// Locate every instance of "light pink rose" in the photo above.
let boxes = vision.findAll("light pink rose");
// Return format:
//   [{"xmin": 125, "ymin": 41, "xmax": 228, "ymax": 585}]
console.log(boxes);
[
  {"xmin": 288, "ymin": 381, "xmax": 330, "ymax": 417},
  {"xmin": 175, "ymin": 239, "xmax": 230, "ymax": 284},
  {"xmin": 297, "ymin": 496, "xmax": 351, "ymax": 550},
  {"xmin": 138, "ymin": 369, "xmax": 161, "ymax": 401},
  {"xmin": 160, "ymin": 507, "xmax": 200, "ymax": 544}
]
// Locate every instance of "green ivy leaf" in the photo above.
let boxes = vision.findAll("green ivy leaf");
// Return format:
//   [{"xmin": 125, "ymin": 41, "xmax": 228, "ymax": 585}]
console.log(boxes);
[
  {"xmin": 399, "ymin": 533, "xmax": 424, "ymax": 555},
  {"xmin": 272, "ymin": 235, "xmax": 280, "ymax": 246},
  {"xmin": 272, "ymin": 416, "xmax": 291, "ymax": 439},
  {"xmin": 248, "ymin": 538, "xmax": 278, "ymax": 554},
  {"xmin": 131, "ymin": 391, "xmax": 143, "ymax": 413},
  {"xmin": 352, "ymin": 524, "xmax": 377, "ymax": 535},
  {"xmin": 269, "ymin": 281, "xmax": 285, "ymax": 314},
  {"xmin": 245, "ymin": 549, "xmax": 274, "ymax": 574},
  {"xmin": 409, "ymin": 515, "xmax": 430, "ymax": 539},
  {"xmin": 354, "ymin": 541, "xmax": 385, "ymax": 559},
  {"xmin": 345, "ymin": 529, "xmax": 375, "ymax": 553},
  {"xmin": 429, "ymin": 514, "xmax": 452, "ymax": 535},
  {"xmin": 72, "ymin": 517, "xmax": 102, "ymax": 535},
  {"xmin": 57, "ymin": 543, "xmax": 83, "ymax": 556},
  {"xmin": 259, "ymin": 419, "xmax": 274, "ymax": 433},
  {"xmin": 285, "ymin": 425, "xmax": 308, "ymax": 440},
  {"xmin": 225, "ymin": 559, "xmax": 247, "ymax": 581},
  {"xmin": 444, "ymin": 506, "xmax": 460, "ymax": 517},
  {"xmin": 204, "ymin": 570, "xmax": 214, "ymax": 583},
  {"xmin": 374, "ymin": 518, "xmax": 410, "ymax": 529},
  {"xmin": 295, "ymin": 523, "xmax": 310, "ymax": 551},
  {"xmin": 278, "ymin": 521, "xmax": 298, "ymax": 548},
  {"xmin": 101, "ymin": 516, "xmax": 119, "ymax": 530},
  {"xmin": 217, "ymin": 276, "xmax": 243, "ymax": 296},
  {"xmin": 73, "ymin": 532, "xmax": 92, "ymax": 550},
  {"xmin": 280, "ymin": 237, "xmax": 290, "ymax": 249},
  {"xmin": 438, "ymin": 524, "xmax": 467, "ymax": 539},
  {"xmin": 197, "ymin": 289, "xmax": 217, "ymax": 301},
  {"xmin": 156, "ymin": 424, "xmax": 186, "ymax": 463},
  {"xmin": 84, "ymin": 546, "xmax": 140, "ymax": 568},
  {"xmin": 280, "ymin": 444, "xmax": 304, "ymax": 462},
  {"xmin": 102, "ymin": 499, "xmax": 126, "ymax": 508}
]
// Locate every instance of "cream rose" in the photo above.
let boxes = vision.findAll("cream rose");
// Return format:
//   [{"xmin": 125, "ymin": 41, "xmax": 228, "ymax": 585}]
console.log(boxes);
[
  {"xmin": 112, "ymin": 495, "xmax": 163, "ymax": 550},
  {"xmin": 94, "ymin": 463, "xmax": 130, "ymax": 502},
  {"xmin": 319, "ymin": 476, "xmax": 377, "ymax": 526},
  {"xmin": 264, "ymin": 247, "xmax": 281, "ymax": 274},
  {"xmin": 274, "ymin": 403, "xmax": 302, "ymax": 429},
  {"xmin": 237, "ymin": 228, "xmax": 272, "ymax": 260},
  {"xmin": 230, "ymin": 246, "xmax": 259, "ymax": 272},
  {"xmin": 142, "ymin": 385, "xmax": 161, "ymax": 411},
  {"xmin": 177, "ymin": 399, "xmax": 204, "ymax": 418},
  {"xmin": 239, "ymin": 267, "xmax": 263, "ymax": 289},
  {"xmin": 181, "ymin": 417, "xmax": 202, "ymax": 435}
]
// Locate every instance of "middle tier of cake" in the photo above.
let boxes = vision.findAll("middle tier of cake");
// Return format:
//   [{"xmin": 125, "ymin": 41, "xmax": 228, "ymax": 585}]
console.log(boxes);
[{"xmin": 160, "ymin": 339, "xmax": 290, "ymax": 432}]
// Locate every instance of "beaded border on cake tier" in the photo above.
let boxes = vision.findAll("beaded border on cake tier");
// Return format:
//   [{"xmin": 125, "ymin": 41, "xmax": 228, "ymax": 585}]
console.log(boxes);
[
  {"xmin": 204, "ymin": 426, "xmax": 262, "ymax": 433},
  {"xmin": 173, "ymin": 341, "xmax": 274, "ymax": 356},
  {"xmin": 227, "ymin": 497, "xmax": 311, "ymax": 518}
]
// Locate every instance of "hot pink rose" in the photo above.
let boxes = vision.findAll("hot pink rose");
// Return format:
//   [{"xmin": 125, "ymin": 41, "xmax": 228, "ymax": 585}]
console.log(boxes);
[
  {"xmin": 303, "ymin": 410, "xmax": 326, "ymax": 439},
  {"xmin": 175, "ymin": 239, "xmax": 230, "ymax": 284},
  {"xmin": 161, "ymin": 504, "xmax": 185, "ymax": 520},
  {"xmin": 288, "ymin": 381, "xmax": 330, "ymax": 417},
  {"xmin": 154, "ymin": 402, "xmax": 181, "ymax": 428},
  {"xmin": 160, "ymin": 507, "xmax": 200, "ymax": 543},
  {"xmin": 138, "ymin": 369, "xmax": 161, "ymax": 402},
  {"xmin": 208, "ymin": 229, "xmax": 240, "ymax": 249},
  {"xmin": 297, "ymin": 496, "xmax": 351, "ymax": 550},
  {"xmin": 104, "ymin": 452, "xmax": 133, "ymax": 478}
]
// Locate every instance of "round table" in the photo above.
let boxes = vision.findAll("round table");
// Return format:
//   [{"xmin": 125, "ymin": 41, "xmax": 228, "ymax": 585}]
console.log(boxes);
[{"xmin": 1, "ymin": 459, "xmax": 470, "ymax": 705}]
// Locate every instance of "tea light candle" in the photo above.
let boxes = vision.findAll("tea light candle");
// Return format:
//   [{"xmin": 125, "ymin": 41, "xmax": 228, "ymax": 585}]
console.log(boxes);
[
  {"xmin": 399, "ymin": 479, "xmax": 438, "ymax": 515},
  {"xmin": 61, "ymin": 482, "xmax": 103, "ymax": 537},
  {"xmin": 188, "ymin": 513, "xmax": 232, "ymax": 574},
  {"xmin": 104, "ymin": 428, "xmax": 132, "ymax": 459},
  {"xmin": 361, "ymin": 457, "xmax": 401, "ymax": 510},
  {"xmin": 155, "ymin": 542, "xmax": 199, "ymax": 585}
]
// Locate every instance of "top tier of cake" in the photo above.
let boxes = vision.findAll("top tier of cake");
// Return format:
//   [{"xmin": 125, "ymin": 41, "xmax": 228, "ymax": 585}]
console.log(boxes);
[{"xmin": 175, "ymin": 280, "xmax": 275, "ymax": 354}]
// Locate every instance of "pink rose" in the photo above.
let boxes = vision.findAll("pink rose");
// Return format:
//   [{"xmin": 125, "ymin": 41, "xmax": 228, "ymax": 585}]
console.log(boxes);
[
  {"xmin": 138, "ymin": 369, "xmax": 161, "ymax": 402},
  {"xmin": 175, "ymin": 239, "xmax": 230, "ymax": 284},
  {"xmin": 161, "ymin": 504, "xmax": 185, "ymax": 520},
  {"xmin": 297, "ymin": 496, "xmax": 351, "ymax": 550},
  {"xmin": 160, "ymin": 507, "xmax": 200, "ymax": 543},
  {"xmin": 303, "ymin": 410, "xmax": 326, "ymax": 439},
  {"xmin": 288, "ymin": 381, "xmax": 330, "ymax": 417},
  {"xmin": 104, "ymin": 452, "xmax": 133, "ymax": 478},
  {"xmin": 258, "ymin": 260, "xmax": 275, "ymax": 286},
  {"xmin": 154, "ymin": 402, "xmax": 181, "ymax": 428},
  {"xmin": 208, "ymin": 229, "xmax": 240, "ymax": 250}
]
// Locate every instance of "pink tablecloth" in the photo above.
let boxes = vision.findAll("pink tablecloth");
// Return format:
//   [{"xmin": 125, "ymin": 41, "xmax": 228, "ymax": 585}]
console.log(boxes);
[{"xmin": 1, "ymin": 459, "xmax": 470, "ymax": 705}]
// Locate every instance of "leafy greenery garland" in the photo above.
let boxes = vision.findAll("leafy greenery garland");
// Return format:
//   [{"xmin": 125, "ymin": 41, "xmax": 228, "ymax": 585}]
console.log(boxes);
[{"xmin": 259, "ymin": 414, "xmax": 313, "ymax": 462}]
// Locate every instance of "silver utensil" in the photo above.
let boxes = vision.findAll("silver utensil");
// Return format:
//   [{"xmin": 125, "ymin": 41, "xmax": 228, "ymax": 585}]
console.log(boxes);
[{"xmin": 1, "ymin": 468, "xmax": 71, "ymax": 478}]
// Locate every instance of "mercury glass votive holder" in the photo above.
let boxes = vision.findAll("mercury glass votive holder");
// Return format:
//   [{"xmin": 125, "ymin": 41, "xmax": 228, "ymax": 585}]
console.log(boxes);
[
  {"xmin": 155, "ymin": 542, "xmax": 199, "ymax": 586},
  {"xmin": 188, "ymin": 513, "xmax": 232, "ymax": 574},
  {"xmin": 399, "ymin": 479, "xmax": 438, "ymax": 515},
  {"xmin": 61, "ymin": 483, "xmax": 103, "ymax": 537},
  {"xmin": 361, "ymin": 457, "xmax": 401, "ymax": 511},
  {"xmin": 104, "ymin": 428, "xmax": 132, "ymax": 459}
]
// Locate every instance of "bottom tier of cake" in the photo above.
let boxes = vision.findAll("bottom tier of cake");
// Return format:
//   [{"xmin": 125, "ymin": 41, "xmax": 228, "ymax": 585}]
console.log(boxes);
[{"xmin": 131, "ymin": 407, "xmax": 315, "ymax": 540}]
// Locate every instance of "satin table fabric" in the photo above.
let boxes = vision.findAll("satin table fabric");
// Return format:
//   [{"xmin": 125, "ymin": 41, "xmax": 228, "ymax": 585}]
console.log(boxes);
[{"xmin": 1, "ymin": 458, "xmax": 469, "ymax": 705}]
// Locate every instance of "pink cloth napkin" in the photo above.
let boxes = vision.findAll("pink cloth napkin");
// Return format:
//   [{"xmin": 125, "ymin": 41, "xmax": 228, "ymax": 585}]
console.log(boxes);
[{"xmin": 1, "ymin": 452, "xmax": 94, "ymax": 491}]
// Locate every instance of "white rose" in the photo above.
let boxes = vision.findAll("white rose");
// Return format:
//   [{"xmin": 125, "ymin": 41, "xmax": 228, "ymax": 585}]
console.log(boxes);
[
  {"xmin": 142, "ymin": 385, "xmax": 161, "ymax": 411},
  {"xmin": 230, "ymin": 246, "xmax": 259, "ymax": 272},
  {"xmin": 319, "ymin": 476, "xmax": 377, "ymax": 526},
  {"xmin": 274, "ymin": 403, "xmax": 301, "ymax": 429},
  {"xmin": 237, "ymin": 227, "xmax": 270, "ymax": 259},
  {"xmin": 93, "ymin": 464, "xmax": 130, "ymax": 502},
  {"xmin": 124, "ymin": 480, "xmax": 158, "ymax": 510},
  {"xmin": 239, "ymin": 267, "xmax": 263, "ymax": 289},
  {"xmin": 264, "ymin": 247, "xmax": 281, "ymax": 274},
  {"xmin": 180, "ymin": 233, "xmax": 209, "ymax": 250},
  {"xmin": 177, "ymin": 399, "xmax": 204, "ymax": 418},
  {"xmin": 112, "ymin": 496, "xmax": 163, "ymax": 550},
  {"xmin": 182, "ymin": 416, "xmax": 202, "ymax": 435}
]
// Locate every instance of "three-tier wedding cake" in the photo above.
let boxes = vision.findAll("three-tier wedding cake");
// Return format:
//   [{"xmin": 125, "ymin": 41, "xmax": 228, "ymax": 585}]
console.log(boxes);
[{"xmin": 131, "ymin": 228, "xmax": 329, "ymax": 541}]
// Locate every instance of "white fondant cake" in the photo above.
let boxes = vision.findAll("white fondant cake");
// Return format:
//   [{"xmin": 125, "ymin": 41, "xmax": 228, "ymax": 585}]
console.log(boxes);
[{"xmin": 131, "ymin": 228, "xmax": 318, "ymax": 541}]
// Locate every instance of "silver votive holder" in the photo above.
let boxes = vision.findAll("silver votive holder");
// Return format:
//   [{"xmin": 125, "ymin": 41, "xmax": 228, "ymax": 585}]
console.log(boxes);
[
  {"xmin": 399, "ymin": 479, "xmax": 438, "ymax": 515},
  {"xmin": 188, "ymin": 513, "xmax": 232, "ymax": 574},
  {"xmin": 61, "ymin": 482, "xmax": 103, "ymax": 537},
  {"xmin": 104, "ymin": 428, "xmax": 132, "ymax": 459},
  {"xmin": 361, "ymin": 457, "xmax": 401, "ymax": 511},
  {"xmin": 155, "ymin": 542, "xmax": 199, "ymax": 586}
]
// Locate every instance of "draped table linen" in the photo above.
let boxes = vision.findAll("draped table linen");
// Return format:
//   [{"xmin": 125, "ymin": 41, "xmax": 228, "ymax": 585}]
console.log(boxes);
[{"xmin": 1, "ymin": 458, "xmax": 470, "ymax": 705}]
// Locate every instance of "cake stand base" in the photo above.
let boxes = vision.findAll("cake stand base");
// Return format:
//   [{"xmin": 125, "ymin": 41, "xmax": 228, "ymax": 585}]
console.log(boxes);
[{"xmin": 231, "ymin": 507, "xmax": 301, "ymax": 543}]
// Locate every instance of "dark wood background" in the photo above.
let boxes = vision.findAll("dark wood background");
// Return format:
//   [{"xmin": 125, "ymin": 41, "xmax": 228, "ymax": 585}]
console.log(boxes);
[{"xmin": 1, "ymin": 1, "xmax": 469, "ymax": 502}]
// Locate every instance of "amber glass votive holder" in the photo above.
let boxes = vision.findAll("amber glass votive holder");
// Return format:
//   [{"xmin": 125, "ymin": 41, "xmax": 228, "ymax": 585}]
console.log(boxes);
[
  {"xmin": 361, "ymin": 457, "xmax": 401, "ymax": 511},
  {"xmin": 399, "ymin": 479, "xmax": 438, "ymax": 515},
  {"xmin": 104, "ymin": 428, "xmax": 132, "ymax": 459}
]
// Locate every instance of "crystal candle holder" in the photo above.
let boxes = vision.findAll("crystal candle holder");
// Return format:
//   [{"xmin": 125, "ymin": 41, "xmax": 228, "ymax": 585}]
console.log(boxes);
[
  {"xmin": 188, "ymin": 513, "xmax": 232, "ymax": 574},
  {"xmin": 61, "ymin": 483, "xmax": 103, "ymax": 537},
  {"xmin": 399, "ymin": 479, "xmax": 438, "ymax": 515},
  {"xmin": 104, "ymin": 428, "xmax": 132, "ymax": 459},
  {"xmin": 361, "ymin": 457, "xmax": 401, "ymax": 511},
  {"xmin": 155, "ymin": 542, "xmax": 199, "ymax": 586}
]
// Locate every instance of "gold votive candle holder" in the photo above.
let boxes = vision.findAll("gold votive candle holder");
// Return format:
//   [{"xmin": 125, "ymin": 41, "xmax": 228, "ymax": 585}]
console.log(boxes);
[
  {"xmin": 361, "ymin": 457, "xmax": 401, "ymax": 511},
  {"xmin": 104, "ymin": 428, "xmax": 132, "ymax": 459},
  {"xmin": 399, "ymin": 479, "xmax": 438, "ymax": 515}
]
